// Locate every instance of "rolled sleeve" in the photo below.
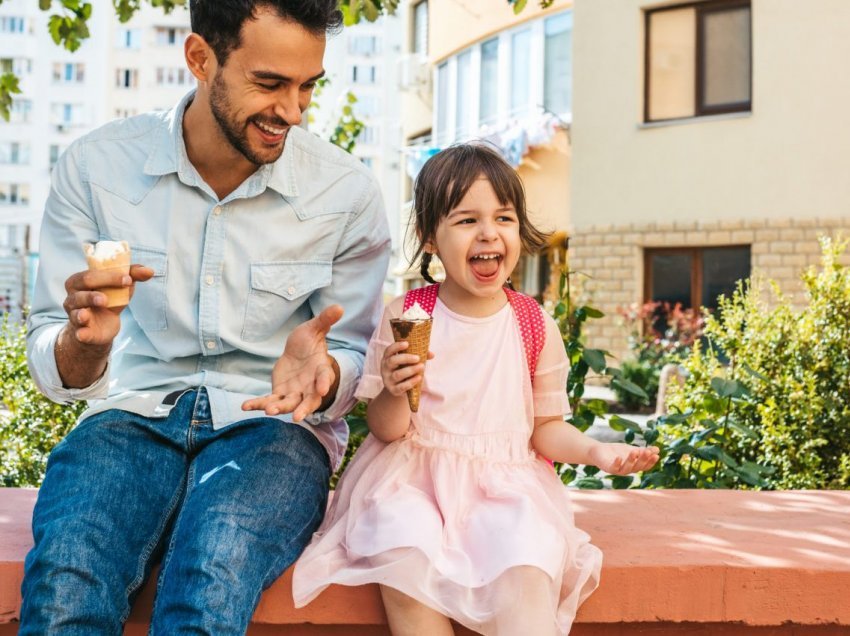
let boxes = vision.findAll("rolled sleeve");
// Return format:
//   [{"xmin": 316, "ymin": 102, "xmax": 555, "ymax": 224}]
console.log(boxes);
[{"xmin": 27, "ymin": 323, "xmax": 111, "ymax": 404}]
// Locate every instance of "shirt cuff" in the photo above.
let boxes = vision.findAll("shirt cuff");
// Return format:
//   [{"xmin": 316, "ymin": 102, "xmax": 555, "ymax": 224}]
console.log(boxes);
[
  {"xmin": 304, "ymin": 348, "xmax": 362, "ymax": 425},
  {"xmin": 27, "ymin": 323, "xmax": 111, "ymax": 404}
]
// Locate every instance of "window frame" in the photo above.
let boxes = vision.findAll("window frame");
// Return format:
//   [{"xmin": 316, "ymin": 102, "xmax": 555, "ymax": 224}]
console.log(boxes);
[
  {"xmin": 644, "ymin": 0, "xmax": 752, "ymax": 123},
  {"xmin": 643, "ymin": 245, "xmax": 751, "ymax": 310}
]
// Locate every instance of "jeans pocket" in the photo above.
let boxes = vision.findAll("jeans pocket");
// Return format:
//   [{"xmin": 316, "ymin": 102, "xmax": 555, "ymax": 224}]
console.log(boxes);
[
  {"xmin": 128, "ymin": 245, "xmax": 168, "ymax": 331},
  {"xmin": 241, "ymin": 261, "xmax": 332, "ymax": 342}
]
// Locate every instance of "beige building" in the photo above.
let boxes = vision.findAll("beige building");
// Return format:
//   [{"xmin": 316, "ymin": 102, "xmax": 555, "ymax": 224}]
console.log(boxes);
[
  {"xmin": 570, "ymin": 0, "xmax": 850, "ymax": 359},
  {"xmin": 396, "ymin": 0, "xmax": 573, "ymax": 297}
]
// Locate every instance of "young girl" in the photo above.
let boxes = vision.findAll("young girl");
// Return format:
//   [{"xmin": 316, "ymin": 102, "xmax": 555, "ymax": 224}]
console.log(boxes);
[{"xmin": 291, "ymin": 144, "xmax": 659, "ymax": 635}]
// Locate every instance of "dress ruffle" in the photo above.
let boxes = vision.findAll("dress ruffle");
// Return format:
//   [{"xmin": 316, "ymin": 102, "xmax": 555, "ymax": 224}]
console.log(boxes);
[{"xmin": 293, "ymin": 435, "xmax": 601, "ymax": 634}]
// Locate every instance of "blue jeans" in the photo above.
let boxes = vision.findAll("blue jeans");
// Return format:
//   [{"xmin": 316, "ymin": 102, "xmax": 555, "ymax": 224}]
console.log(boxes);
[{"xmin": 19, "ymin": 389, "xmax": 331, "ymax": 635}]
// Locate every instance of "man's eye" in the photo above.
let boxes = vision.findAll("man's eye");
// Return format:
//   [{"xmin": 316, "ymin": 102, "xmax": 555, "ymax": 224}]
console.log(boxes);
[
  {"xmin": 302, "ymin": 83, "xmax": 316, "ymax": 91},
  {"xmin": 258, "ymin": 83, "xmax": 280, "ymax": 90}
]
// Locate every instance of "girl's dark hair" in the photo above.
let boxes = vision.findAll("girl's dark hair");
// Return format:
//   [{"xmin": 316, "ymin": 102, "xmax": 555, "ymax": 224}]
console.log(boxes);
[
  {"xmin": 412, "ymin": 143, "xmax": 551, "ymax": 284},
  {"xmin": 190, "ymin": 0, "xmax": 343, "ymax": 66}
]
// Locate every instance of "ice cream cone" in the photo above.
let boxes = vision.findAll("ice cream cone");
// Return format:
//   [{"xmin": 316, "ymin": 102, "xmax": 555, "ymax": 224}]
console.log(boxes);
[
  {"xmin": 83, "ymin": 241, "xmax": 131, "ymax": 308},
  {"xmin": 390, "ymin": 318, "xmax": 432, "ymax": 412}
]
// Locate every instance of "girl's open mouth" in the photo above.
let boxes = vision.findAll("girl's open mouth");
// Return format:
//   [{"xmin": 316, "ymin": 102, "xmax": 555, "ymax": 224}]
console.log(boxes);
[{"xmin": 469, "ymin": 254, "xmax": 502, "ymax": 281}]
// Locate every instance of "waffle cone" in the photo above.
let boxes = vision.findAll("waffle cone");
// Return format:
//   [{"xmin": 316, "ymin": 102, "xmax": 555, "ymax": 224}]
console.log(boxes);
[
  {"xmin": 390, "ymin": 318, "xmax": 432, "ymax": 412},
  {"xmin": 83, "ymin": 241, "xmax": 131, "ymax": 308}
]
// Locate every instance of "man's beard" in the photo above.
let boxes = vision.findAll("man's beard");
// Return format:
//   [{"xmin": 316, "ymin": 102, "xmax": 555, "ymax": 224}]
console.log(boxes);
[{"xmin": 208, "ymin": 72, "xmax": 287, "ymax": 166}]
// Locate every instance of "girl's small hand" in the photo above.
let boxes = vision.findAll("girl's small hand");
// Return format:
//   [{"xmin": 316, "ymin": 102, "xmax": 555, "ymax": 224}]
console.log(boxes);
[
  {"xmin": 589, "ymin": 443, "xmax": 660, "ymax": 476},
  {"xmin": 380, "ymin": 340, "xmax": 431, "ymax": 399}
]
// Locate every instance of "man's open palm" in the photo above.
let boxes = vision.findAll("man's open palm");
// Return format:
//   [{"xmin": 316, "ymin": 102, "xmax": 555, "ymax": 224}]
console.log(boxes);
[{"xmin": 242, "ymin": 305, "xmax": 344, "ymax": 422}]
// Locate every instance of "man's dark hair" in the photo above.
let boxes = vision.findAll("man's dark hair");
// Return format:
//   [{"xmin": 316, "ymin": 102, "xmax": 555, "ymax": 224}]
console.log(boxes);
[{"xmin": 190, "ymin": 0, "xmax": 343, "ymax": 66}]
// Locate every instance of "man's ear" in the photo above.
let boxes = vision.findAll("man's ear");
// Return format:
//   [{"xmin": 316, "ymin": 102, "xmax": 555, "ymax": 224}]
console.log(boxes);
[{"xmin": 185, "ymin": 33, "xmax": 216, "ymax": 83}]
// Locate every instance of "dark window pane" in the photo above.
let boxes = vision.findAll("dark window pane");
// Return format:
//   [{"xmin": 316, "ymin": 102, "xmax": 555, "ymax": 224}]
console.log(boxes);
[
  {"xmin": 651, "ymin": 252, "xmax": 692, "ymax": 308},
  {"xmin": 702, "ymin": 246, "xmax": 750, "ymax": 310},
  {"xmin": 702, "ymin": 6, "xmax": 751, "ymax": 108}
]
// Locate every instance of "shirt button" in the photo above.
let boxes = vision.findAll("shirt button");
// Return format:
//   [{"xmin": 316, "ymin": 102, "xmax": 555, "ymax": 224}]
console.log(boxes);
[
  {"xmin": 287, "ymin": 285, "xmax": 296, "ymax": 295},
  {"xmin": 213, "ymin": 206, "xmax": 222, "ymax": 215},
  {"xmin": 206, "ymin": 341, "xmax": 215, "ymax": 350},
  {"xmin": 205, "ymin": 275, "xmax": 214, "ymax": 285}
]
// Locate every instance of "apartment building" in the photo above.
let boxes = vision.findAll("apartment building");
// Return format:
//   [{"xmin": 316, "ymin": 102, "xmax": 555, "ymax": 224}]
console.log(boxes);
[
  {"xmin": 570, "ymin": 0, "xmax": 850, "ymax": 359},
  {"xmin": 397, "ymin": 0, "xmax": 573, "ymax": 297},
  {"xmin": 0, "ymin": 2, "xmax": 193, "ymax": 318},
  {"xmin": 313, "ymin": 14, "xmax": 403, "ymax": 294}
]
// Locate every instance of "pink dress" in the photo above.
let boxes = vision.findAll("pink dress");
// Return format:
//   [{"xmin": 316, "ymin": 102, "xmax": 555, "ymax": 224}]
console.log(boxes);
[{"xmin": 293, "ymin": 296, "xmax": 602, "ymax": 634}]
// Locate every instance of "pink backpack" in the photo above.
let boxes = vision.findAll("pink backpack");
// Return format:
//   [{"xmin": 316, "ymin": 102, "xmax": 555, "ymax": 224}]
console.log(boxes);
[{"xmin": 402, "ymin": 283, "xmax": 546, "ymax": 386}]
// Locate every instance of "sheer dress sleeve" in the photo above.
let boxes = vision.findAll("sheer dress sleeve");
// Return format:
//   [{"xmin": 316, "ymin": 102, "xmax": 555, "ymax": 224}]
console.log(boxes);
[{"xmin": 532, "ymin": 312, "xmax": 571, "ymax": 418}]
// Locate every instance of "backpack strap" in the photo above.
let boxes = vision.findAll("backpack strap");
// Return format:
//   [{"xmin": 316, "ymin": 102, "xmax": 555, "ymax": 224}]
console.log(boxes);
[
  {"xmin": 504, "ymin": 288, "xmax": 546, "ymax": 385},
  {"xmin": 403, "ymin": 283, "xmax": 440, "ymax": 316},
  {"xmin": 404, "ymin": 284, "xmax": 545, "ymax": 384}
]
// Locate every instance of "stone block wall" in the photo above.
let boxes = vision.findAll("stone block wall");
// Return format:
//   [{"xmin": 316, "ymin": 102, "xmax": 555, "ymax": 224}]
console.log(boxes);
[{"xmin": 568, "ymin": 216, "xmax": 850, "ymax": 363}]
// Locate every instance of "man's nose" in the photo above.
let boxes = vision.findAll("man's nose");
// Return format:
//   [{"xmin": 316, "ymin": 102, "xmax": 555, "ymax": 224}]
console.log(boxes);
[{"xmin": 274, "ymin": 90, "xmax": 302, "ymax": 127}]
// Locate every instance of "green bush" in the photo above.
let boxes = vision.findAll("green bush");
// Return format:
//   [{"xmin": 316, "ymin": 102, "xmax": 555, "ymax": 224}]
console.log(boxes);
[
  {"xmin": 613, "ymin": 302, "xmax": 704, "ymax": 411},
  {"xmin": 665, "ymin": 237, "xmax": 850, "ymax": 489},
  {"xmin": 0, "ymin": 318, "xmax": 85, "ymax": 487}
]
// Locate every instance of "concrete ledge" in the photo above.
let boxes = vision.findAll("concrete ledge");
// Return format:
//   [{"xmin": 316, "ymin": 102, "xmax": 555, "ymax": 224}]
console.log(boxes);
[{"xmin": 1, "ymin": 489, "xmax": 849, "ymax": 634}]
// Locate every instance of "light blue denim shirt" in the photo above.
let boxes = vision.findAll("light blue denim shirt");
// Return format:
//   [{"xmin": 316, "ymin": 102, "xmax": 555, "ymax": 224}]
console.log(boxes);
[{"xmin": 26, "ymin": 91, "xmax": 390, "ymax": 469}]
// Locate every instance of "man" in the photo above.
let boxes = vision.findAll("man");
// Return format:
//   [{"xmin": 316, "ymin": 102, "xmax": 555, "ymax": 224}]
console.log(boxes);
[{"xmin": 21, "ymin": 0, "xmax": 390, "ymax": 632}]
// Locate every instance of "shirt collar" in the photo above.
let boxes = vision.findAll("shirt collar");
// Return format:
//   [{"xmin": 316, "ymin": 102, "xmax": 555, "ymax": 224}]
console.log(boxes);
[{"xmin": 143, "ymin": 89, "xmax": 299, "ymax": 199}]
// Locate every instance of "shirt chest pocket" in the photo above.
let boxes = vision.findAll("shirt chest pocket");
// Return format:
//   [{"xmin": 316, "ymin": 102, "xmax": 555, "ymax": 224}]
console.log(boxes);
[
  {"xmin": 242, "ymin": 261, "xmax": 332, "ymax": 342},
  {"xmin": 128, "ymin": 246, "xmax": 168, "ymax": 331}
]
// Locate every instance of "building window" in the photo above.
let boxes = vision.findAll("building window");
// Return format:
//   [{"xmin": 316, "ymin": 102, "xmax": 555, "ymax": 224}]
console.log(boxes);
[
  {"xmin": 644, "ymin": 245, "xmax": 751, "ymax": 312},
  {"xmin": 155, "ymin": 26, "xmax": 189, "ymax": 46},
  {"xmin": 0, "ymin": 183, "xmax": 30, "ymax": 206},
  {"xmin": 353, "ymin": 95, "xmax": 379, "ymax": 118},
  {"xmin": 479, "ymin": 38, "xmax": 499, "ymax": 126},
  {"xmin": 9, "ymin": 99, "xmax": 32, "ymax": 124},
  {"xmin": 115, "ymin": 28, "xmax": 142, "ymax": 49},
  {"xmin": 1, "ymin": 57, "xmax": 32, "ymax": 76},
  {"xmin": 115, "ymin": 68, "xmax": 139, "ymax": 89},
  {"xmin": 114, "ymin": 108, "xmax": 138, "ymax": 119},
  {"xmin": 156, "ymin": 67, "xmax": 193, "ymax": 86},
  {"xmin": 50, "ymin": 103, "xmax": 85, "ymax": 128},
  {"xmin": 433, "ymin": 10, "xmax": 572, "ymax": 144},
  {"xmin": 53, "ymin": 62, "xmax": 85, "ymax": 83},
  {"xmin": 645, "ymin": 0, "xmax": 751, "ymax": 122},
  {"xmin": 0, "ymin": 142, "xmax": 29, "ymax": 165},
  {"xmin": 351, "ymin": 64, "xmax": 378, "ymax": 84},
  {"xmin": 455, "ymin": 50, "xmax": 472, "ymax": 137},
  {"xmin": 359, "ymin": 126, "xmax": 380, "ymax": 146},
  {"xmin": 435, "ymin": 62, "xmax": 449, "ymax": 144},
  {"xmin": 48, "ymin": 144, "xmax": 65, "ymax": 169},
  {"xmin": 350, "ymin": 35, "xmax": 380, "ymax": 56},
  {"xmin": 413, "ymin": 1, "xmax": 428, "ymax": 57},
  {"xmin": 509, "ymin": 28, "xmax": 532, "ymax": 117},
  {"xmin": 0, "ymin": 16, "xmax": 27, "ymax": 34},
  {"xmin": 544, "ymin": 12, "xmax": 572, "ymax": 116}
]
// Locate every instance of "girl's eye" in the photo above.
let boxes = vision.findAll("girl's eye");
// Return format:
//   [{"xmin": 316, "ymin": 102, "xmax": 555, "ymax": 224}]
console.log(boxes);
[
  {"xmin": 456, "ymin": 218, "xmax": 475, "ymax": 225},
  {"xmin": 497, "ymin": 215, "xmax": 515, "ymax": 222}
]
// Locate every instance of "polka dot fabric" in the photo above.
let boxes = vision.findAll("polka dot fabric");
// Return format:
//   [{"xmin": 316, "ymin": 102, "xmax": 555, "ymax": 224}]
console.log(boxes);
[
  {"xmin": 402, "ymin": 284, "xmax": 545, "ymax": 385},
  {"xmin": 504, "ymin": 288, "xmax": 545, "ymax": 385}
]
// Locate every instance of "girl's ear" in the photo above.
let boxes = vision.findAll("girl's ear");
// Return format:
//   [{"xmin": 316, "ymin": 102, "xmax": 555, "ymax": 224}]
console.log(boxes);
[{"xmin": 422, "ymin": 240, "xmax": 436, "ymax": 255}]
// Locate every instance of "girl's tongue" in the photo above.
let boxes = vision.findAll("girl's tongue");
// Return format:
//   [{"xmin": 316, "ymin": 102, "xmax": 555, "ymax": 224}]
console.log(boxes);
[{"xmin": 470, "ymin": 256, "xmax": 500, "ymax": 278}]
